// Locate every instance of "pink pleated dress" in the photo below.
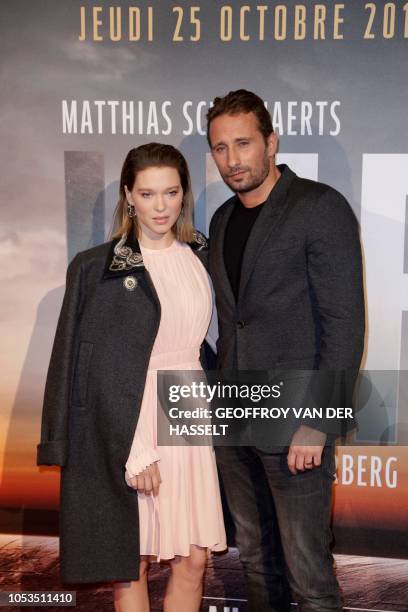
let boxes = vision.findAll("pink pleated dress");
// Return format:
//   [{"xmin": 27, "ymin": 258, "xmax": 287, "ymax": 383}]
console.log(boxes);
[{"xmin": 124, "ymin": 239, "xmax": 227, "ymax": 560}]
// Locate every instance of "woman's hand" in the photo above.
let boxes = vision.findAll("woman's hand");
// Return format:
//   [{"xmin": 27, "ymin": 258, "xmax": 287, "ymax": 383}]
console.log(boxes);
[{"xmin": 128, "ymin": 461, "xmax": 162, "ymax": 495}]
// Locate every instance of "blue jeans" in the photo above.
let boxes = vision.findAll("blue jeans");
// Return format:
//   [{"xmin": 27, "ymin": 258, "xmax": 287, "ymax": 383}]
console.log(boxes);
[{"xmin": 215, "ymin": 445, "xmax": 342, "ymax": 612}]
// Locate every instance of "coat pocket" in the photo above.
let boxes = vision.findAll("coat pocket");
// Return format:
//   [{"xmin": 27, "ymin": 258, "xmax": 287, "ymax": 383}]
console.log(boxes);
[{"xmin": 71, "ymin": 341, "xmax": 94, "ymax": 409}]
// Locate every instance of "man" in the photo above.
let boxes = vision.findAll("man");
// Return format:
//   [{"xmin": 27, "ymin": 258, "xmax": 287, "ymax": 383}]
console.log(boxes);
[{"xmin": 206, "ymin": 90, "xmax": 365, "ymax": 611}]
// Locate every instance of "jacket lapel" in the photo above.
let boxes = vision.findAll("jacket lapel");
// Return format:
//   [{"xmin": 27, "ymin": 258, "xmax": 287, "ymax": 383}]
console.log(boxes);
[
  {"xmin": 210, "ymin": 196, "xmax": 237, "ymax": 309},
  {"xmin": 102, "ymin": 231, "xmax": 145, "ymax": 280},
  {"xmin": 238, "ymin": 165, "xmax": 296, "ymax": 303},
  {"xmin": 102, "ymin": 228, "xmax": 209, "ymax": 281}
]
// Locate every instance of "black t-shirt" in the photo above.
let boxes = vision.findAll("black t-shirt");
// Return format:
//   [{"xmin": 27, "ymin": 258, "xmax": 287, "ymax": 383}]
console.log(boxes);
[{"xmin": 223, "ymin": 198, "xmax": 266, "ymax": 300}]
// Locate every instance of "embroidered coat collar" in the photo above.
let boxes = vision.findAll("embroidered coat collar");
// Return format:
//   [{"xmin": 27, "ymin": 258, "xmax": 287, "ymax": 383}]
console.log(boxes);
[{"xmin": 102, "ymin": 228, "xmax": 207, "ymax": 280}]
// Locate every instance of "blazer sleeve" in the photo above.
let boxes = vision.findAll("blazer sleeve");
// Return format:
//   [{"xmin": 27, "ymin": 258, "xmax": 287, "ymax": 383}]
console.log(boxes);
[
  {"xmin": 37, "ymin": 253, "xmax": 84, "ymax": 467},
  {"xmin": 304, "ymin": 188, "xmax": 365, "ymax": 437},
  {"xmin": 307, "ymin": 187, "xmax": 365, "ymax": 370}
]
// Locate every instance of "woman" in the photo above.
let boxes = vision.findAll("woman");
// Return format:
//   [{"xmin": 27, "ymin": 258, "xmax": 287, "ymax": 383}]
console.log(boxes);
[{"xmin": 37, "ymin": 143, "xmax": 227, "ymax": 611}]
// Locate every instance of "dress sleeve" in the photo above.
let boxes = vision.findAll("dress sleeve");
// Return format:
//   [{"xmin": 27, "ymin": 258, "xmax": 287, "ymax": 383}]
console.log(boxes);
[{"xmin": 125, "ymin": 385, "xmax": 161, "ymax": 483}]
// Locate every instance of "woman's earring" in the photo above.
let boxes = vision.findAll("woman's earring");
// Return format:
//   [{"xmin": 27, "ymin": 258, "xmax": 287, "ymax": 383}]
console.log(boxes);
[{"xmin": 127, "ymin": 202, "xmax": 136, "ymax": 218}]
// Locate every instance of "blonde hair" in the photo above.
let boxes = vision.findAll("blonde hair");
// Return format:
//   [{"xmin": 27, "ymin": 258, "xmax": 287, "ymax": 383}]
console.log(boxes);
[{"xmin": 110, "ymin": 143, "xmax": 195, "ymax": 242}]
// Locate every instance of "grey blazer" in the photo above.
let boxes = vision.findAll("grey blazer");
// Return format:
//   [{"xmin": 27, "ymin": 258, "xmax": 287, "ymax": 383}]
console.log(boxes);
[
  {"xmin": 208, "ymin": 164, "xmax": 365, "ymax": 447},
  {"xmin": 37, "ymin": 229, "xmax": 208, "ymax": 584}
]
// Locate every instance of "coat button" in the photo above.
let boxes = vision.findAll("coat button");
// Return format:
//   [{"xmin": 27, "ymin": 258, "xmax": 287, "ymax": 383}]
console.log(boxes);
[
  {"xmin": 236, "ymin": 320, "xmax": 245, "ymax": 329},
  {"xmin": 123, "ymin": 275, "xmax": 138, "ymax": 291}
]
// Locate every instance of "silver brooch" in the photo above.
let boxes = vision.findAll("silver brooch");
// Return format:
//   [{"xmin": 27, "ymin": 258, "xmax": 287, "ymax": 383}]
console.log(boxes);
[
  {"xmin": 192, "ymin": 229, "xmax": 208, "ymax": 250},
  {"xmin": 109, "ymin": 232, "xmax": 144, "ymax": 272},
  {"xmin": 123, "ymin": 276, "xmax": 138, "ymax": 291}
]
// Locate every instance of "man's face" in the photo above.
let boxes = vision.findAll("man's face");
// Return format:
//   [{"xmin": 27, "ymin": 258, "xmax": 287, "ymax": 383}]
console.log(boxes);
[{"xmin": 209, "ymin": 112, "xmax": 277, "ymax": 193}]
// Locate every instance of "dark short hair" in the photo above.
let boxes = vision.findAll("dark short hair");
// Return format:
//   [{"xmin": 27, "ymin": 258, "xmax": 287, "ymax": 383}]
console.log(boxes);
[{"xmin": 206, "ymin": 89, "xmax": 274, "ymax": 147}]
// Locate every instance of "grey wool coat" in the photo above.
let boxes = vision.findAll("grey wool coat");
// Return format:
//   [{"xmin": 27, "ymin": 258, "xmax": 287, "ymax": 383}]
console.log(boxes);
[{"xmin": 37, "ymin": 229, "xmax": 208, "ymax": 585}]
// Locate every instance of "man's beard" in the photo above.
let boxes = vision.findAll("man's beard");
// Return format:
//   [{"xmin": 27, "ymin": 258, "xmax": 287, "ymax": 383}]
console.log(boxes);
[{"xmin": 224, "ymin": 151, "xmax": 270, "ymax": 194}]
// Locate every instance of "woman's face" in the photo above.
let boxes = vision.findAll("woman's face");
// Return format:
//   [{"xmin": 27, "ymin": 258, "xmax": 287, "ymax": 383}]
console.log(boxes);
[{"xmin": 125, "ymin": 165, "xmax": 183, "ymax": 241}]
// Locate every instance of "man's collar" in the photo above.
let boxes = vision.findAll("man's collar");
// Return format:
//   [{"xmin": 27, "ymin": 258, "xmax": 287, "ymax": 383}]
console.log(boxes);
[
  {"xmin": 264, "ymin": 163, "xmax": 296, "ymax": 211},
  {"xmin": 102, "ymin": 229, "xmax": 208, "ymax": 280}
]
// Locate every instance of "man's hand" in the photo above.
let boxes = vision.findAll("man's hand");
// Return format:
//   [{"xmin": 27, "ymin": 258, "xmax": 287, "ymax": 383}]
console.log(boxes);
[
  {"xmin": 129, "ymin": 461, "xmax": 162, "ymax": 495},
  {"xmin": 287, "ymin": 425, "xmax": 327, "ymax": 475}
]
